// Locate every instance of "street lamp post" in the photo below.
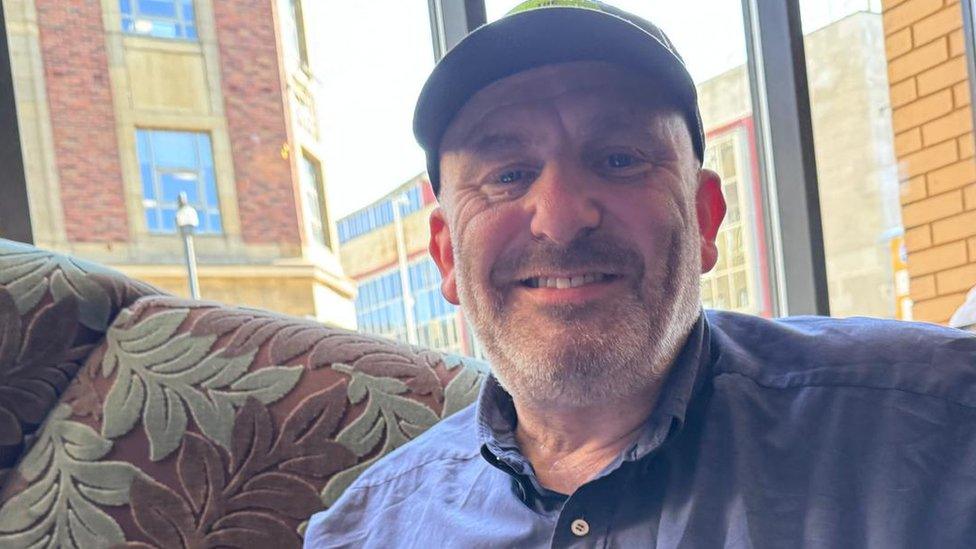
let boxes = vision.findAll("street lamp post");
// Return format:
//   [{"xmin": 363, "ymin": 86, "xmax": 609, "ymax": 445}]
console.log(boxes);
[
  {"xmin": 176, "ymin": 192, "xmax": 201, "ymax": 300},
  {"xmin": 392, "ymin": 194, "xmax": 419, "ymax": 345}
]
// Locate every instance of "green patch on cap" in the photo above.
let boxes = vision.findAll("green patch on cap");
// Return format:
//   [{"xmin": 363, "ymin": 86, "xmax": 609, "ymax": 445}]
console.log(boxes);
[{"xmin": 506, "ymin": 0, "xmax": 604, "ymax": 16}]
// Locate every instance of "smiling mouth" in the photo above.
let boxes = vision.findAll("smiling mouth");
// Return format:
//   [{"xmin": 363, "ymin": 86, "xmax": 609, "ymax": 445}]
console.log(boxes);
[{"xmin": 520, "ymin": 273, "xmax": 621, "ymax": 289}]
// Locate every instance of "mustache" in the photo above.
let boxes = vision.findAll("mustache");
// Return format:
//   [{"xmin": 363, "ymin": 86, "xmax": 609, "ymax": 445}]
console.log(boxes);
[{"xmin": 491, "ymin": 234, "xmax": 644, "ymax": 283}]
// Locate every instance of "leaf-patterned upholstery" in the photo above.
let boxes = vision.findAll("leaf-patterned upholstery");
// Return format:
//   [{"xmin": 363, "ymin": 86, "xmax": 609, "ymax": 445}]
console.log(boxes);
[
  {"xmin": 0, "ymin": 239, "xmax": 162, "ymax": 479},
  {"xmin": 0, "ymin": 239, "xmax": 489, "ymax": 548}
]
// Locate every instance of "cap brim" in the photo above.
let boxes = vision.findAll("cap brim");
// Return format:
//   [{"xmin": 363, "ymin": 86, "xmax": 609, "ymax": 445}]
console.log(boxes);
[{"xmin": 413, "ymin": 7, "xmax": 702, "ymax": 192}]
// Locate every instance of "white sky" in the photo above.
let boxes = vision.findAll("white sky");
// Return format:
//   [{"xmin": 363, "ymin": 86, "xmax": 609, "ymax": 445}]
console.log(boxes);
[{"xmin": 310, "ymin": 0, "xmax": 879, "ymax": 218}]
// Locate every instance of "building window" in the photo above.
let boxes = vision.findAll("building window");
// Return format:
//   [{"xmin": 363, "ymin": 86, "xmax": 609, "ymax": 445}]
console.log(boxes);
[
  {"xmin": 700, "ymin": 130, "xmax": 767, "ymax": 315},
  {"xmin": 353, "ymin": 258, "xmax": 464, "ymax": 354},
  {"xmin": 355, "ymin": 270, "xmax": 407, "ymax": 342},
  {"xmin": 137, "ymin": 129, "xmax": 222, "ymax": 234},
  {"xmin": 299, "ymin": 152, "xmax": 331, "ymax": 249},
  {"xmin": 284, "ymin": 0, "xmax": 310, "ymax": 69},
  {"xmin": 120, "ymin": 0, "xmax": 197, "ymax": 40},
  {"xmin": 337, "ymin": 184, "xmax": 424, "ymax": 244}
]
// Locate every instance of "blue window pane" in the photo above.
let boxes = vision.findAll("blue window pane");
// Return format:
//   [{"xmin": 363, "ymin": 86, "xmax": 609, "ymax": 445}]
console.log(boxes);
[
  {"xmin": 121, "ymin": 17, "xmax": 135, "ymax": 32},
  {"xmin": 120, "ymin": 0, "xmax": 133, "ymax": 15},
  {"xmin": 205, "ymin": 212, "xmax": 222, "ymax": 233},
  {"xmin": 202, "ymin": 167, "xmax": 217, "ymax": 205},
  {"xmin": 138, "ymin": 0, "xmax": 177, "ymax": 18},
  {"xmin": 150, "ymin": 19, "xmax": 178, "ymax": 38},
  {"xmin": 185, "ymin": 24, "xmax": 197, "ymax": 40},
  {"xmin": 159, "ymin": 207, "xmax": 177, "ymax": 232},
  {"xmin": 196, "ymin": 133, "xmax": 214, "ymax": 166},
  {"xmin": 140, "ymin": 165, "xmax": 156, "ymax": 200},
  {"xmin": 160, "ymin": 172, "xmax": 200, "ymax": 203},
  {"xmin": 151, "ymin": 131, "xmax": 198, "ymax": 168},
  {"xmin": 145, "ymin": 208, "xmax": 159, "ymax": 231},
  {"xmin": 136, "ymin": 130, "xmax": 151, "ymax": 160}
]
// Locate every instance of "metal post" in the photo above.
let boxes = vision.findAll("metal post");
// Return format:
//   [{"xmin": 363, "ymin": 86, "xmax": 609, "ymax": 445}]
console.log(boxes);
[
  {"xmin": 742, "ymin": 0, "xmax": 830, "ymax": 316},
  {"xmin": 0, "ymin": 3, "xmax": 33, "ymax": 244},
  {"xmin": 427, "ymin": 0, "xmax": 486, "ymax": 61},
  {"xmin": 180, "ymin": 229, "xmax": 201, "ymax": 300},
  {"xmin": 176, "ymin": 192, "xmax": 201, "ymax": 300},
  {"xmin": 392, "ymin": 195, "xmax": 419, "ymax": 345},
  {"xmin": 959, "ymin": 0, "xmax": 976, "ymax": 131}
]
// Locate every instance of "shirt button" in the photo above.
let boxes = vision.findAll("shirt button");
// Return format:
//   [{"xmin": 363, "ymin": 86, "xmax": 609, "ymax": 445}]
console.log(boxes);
[{"xmin": 570, "ymin": 518, "xmax": 590, "ymax": 537}]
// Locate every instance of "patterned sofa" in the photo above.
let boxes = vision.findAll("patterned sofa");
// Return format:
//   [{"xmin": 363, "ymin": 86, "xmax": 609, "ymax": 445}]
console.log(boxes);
[{"xmin": 0, "ymin": 238, "xmax": 488, "ymax": 548}]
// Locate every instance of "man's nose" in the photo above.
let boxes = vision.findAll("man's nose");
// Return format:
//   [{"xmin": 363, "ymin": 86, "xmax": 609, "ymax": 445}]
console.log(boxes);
[{"xmin": 527, "ymin": 163, "xmax": 602, "ymax": 246}]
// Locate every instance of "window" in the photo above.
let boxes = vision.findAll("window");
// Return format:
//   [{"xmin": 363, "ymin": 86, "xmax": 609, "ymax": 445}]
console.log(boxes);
[
  {"xmin": 353, "ymin": 258, "xmax": 465, "ymax": 354},
  {"xmin": 284, "ymin": 0, "xmax": 310, "ymax": 69},
  {"xmin": 700, "ymin": 131, "xmax": 768, "ymax": 315},
  {"xmin": 299, "ymin": 153, "xmax": 331, "ymax": 249},
  {"xmin": 120, "ymin": 0, "xmax": 197, "ymax": 40},
  {"xmin": 409, "ymin": 258, "xmax": 464, "ymax": 354},
  {"xmin": 137, "ymin": 129, "xmax": 222, "ymax": 234},
  {"xmin": 337, "ymin": 184, "xmax": 427, "ymax": 244},
  {"xmin": 355, "ymin": 269, "xmax": 408, "ymax": 342},
  {"xmin": 798, "ymin": 1, "xmax": 903, "ymax": 319}
]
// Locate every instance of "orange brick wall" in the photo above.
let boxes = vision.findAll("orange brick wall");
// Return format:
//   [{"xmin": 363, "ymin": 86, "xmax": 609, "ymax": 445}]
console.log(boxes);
[{"xmin": 883, "ymin": 0, "xmax": 976, "ymax": 323}]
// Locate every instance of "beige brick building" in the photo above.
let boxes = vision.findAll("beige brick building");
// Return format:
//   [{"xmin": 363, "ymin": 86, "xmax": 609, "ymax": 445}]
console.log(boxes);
[{"xmin": 883, "ymin": 0, "xmax": 976, "ymax": 324}]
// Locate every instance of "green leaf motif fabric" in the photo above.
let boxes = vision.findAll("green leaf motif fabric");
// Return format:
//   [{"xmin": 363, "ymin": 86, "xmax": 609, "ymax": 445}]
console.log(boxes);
[
  {"xmin": 0, "ymin": 239, "xmax": 161, "ymax": 473},
  {"xmin": 0, "ymin": 251, "xmax": 493, "ymax": 548},
  {"xmin": 100, "ymin": 307, "xmax": 304, "ymax": 461},
  {"xmin": 0, "ymin": 404, "xmax": 143, "ymax": 548}
]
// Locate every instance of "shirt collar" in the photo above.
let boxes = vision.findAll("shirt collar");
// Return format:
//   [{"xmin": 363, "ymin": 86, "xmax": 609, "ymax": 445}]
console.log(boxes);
[{"xmin": 477, "ymin": 311, "xmax": 713, "ymax": 467}]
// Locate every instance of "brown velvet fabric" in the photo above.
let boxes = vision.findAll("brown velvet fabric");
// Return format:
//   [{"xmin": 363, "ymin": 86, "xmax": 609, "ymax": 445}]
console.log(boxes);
[{"xmin": 0, "ymin": 240, "xmax": 488, "ymax": 548}]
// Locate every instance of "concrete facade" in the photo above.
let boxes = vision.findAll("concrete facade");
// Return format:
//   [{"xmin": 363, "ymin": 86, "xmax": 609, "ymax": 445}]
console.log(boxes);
[
  {"xmin": 3, "ymin": 0, "xmax": 355, "ymax": 325},
  {"xmin": 696, "ymin": 12, "xmax": 904, "ymax": 319},
  {"xmin": 881, "ymin": 0, "xmax": 976, "ymax": 324}
]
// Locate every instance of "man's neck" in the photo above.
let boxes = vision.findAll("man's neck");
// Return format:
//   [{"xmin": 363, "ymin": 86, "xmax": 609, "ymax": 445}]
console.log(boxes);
[{"xmin": 512, "ymin": 383, "xmax": 663, "ymax": 495}]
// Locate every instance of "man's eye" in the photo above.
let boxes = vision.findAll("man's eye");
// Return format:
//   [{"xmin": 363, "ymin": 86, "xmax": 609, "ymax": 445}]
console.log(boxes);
[
  {"xmin": 498, "ymin": 169, "xmax": 534, "ymax": 184},
  {"xmin": 606, "ymin": 153, "xmax": 635, "ymax": 168}
]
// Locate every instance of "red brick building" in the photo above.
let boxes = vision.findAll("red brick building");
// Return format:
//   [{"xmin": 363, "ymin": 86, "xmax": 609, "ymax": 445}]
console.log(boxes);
[{"xmin": 5, "ymin": 0, "xmax": 355, "ymax": 325}]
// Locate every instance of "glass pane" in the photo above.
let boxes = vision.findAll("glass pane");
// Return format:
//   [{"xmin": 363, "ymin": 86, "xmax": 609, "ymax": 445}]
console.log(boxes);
[
  {"xmin": 159, "ymin": 171, "xmax": 200, "ymax": 202},
  {"xmin": 206, "ymin": 212, "xmax": 223, "ymax": 234},
  {"xmin": 798, "ymin": 1, "xmax": 903, "ymax": 319},
  {"xmin": 145, "ymin": 208, "xmax": 160, "ymax": 231},
  {"xmin": 150, "ymin": 131, "xmax": 198, "ymax": 168},
  {"xmin": 159, "ymin": 207, "xmax": 177, "ymax": 232},
  {"xmin": 485, "ymin": 1, "xmax": 773, "ymax": 317},
  {"xmin": 140, "ymin": 165, "xmax": 156, "ymax": 200},
  {"xmin": 138, "ymin": 0, "xmax": 177, "ymax": 18},
  {"xmin": 202, "ymin": 167, "xmax": 217, "ymax": 205},
  {"xmin": 120, "ymin": 0, "xmax": 132, "ymax": 15}
]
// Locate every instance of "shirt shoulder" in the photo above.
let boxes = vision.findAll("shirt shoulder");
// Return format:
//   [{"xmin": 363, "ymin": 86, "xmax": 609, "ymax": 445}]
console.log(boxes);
[
  {"xmin": 350, "ymin": 401, "xmax": 482, "ymax": 488},
  {"xmin": 303, "ymin": 403, "xmax": 483, "ymax": 547},
  {"xmin": 705, "ymin": 310, "xmax": 976, "ymax": 407}
]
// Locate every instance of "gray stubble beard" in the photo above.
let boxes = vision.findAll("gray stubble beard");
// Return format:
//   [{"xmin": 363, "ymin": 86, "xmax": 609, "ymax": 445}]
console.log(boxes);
[{"xmin": 455, "ymin": 228, "xmax": 703, "ymax": 408}]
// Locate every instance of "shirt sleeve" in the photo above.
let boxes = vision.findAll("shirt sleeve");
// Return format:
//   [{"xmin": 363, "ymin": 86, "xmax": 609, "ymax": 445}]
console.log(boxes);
[{"xmin": 303, "ymin": 483, "xmax": 371, "ymax": 549}]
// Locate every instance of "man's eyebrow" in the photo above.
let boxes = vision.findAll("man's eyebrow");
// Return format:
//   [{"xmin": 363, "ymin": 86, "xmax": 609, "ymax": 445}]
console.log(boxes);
[
  {"xmin": 581, "ymin": 111, "xmax": 659, "ymax": 141},
  {"xmin": 462, "ymin": 132, "xmax": 533, "ymax": 154}
]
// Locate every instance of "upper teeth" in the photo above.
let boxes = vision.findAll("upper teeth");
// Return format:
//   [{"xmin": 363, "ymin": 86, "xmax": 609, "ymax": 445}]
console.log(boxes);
[{"xmin": 526, "ymin": 273, "xmax": 607, "ymax": 289}]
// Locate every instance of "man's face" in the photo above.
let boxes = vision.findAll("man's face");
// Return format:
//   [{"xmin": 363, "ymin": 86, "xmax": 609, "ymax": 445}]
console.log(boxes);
[{"xmin": 429, "ymin": 61, "xmax": 725, "ymax": 406}]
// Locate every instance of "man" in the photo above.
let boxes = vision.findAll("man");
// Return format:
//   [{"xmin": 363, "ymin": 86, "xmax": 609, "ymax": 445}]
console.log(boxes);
[{"xmin": 305, "ymin": 2, "xmax": 976, "ymax": 547}]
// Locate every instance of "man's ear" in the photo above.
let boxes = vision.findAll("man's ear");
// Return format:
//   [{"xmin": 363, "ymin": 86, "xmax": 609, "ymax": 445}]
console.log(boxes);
[
  {"xmin": 429, "ymin": 207, "xmax": 460, "ymax": 305},
  {"xmin": 695, "ymin": 168, "xmax": 726, "ymax": 273}
]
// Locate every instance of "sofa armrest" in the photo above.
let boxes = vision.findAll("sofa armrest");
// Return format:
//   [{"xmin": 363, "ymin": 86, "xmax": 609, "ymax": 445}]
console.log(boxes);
[
  {"xmin": 0, "ymin": 295, "xmax": 488, "ymax": 548},
  {"xmin": 0, "ymin": 239, "xmax": 163, "ymax": 477}
]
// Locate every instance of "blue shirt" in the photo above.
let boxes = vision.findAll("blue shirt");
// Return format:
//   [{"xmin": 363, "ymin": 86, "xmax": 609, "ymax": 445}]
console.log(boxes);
[{"xmin": 304, "ymin": 311, "xmax": 976, "ymax": 548}]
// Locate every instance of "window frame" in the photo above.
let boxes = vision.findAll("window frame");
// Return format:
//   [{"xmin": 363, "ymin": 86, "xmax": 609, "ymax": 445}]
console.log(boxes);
[
  {"xmin": 136, "ymin": 129, "xmax": 223, "ymax": 235},
  {"xmin": 120, "ymin": 0, "xmax": 198, "ymax": 41}
]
